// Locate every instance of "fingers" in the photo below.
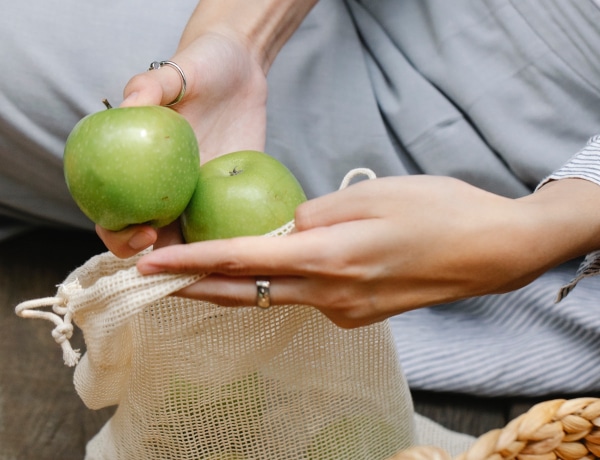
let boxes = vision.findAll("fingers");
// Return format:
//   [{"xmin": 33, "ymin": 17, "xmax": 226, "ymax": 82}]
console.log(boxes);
[
  {"xmin": 121, "ymin": 60, "xmax": 189, "ymax": 108},
  {"xmin": 153, "ymin": 220, "xmax": 185, "ymax": 250},
  {"xmin": 136, "ymin": 187, "xmax": 388, "ymax": 276},
  {"xmin": 96, "ymin": 224, "xmax": 157, "ymax": 259},
  {"xmin": 174, "ymin": 275, "xmax": 338, "ymax": 323},
  {"xmin": 174, "ymin": 274, "xmax": 388, "ymax": 329},
  {"xmin": 137, "ymin": 231, "xmax": 324, "ymax": 276},
  {"xmin": 174, "ymin": 274, "xmax": 324, "ymax": 316},
  {"xmin": 175, "ymin": 274, "xmax": 296, "ymax": 307},
  {"xmin": 294, "ymin": 178, "xmax": 384, "ymax": 231},
  {"xmin": 96, "ymin": 221, "xmax": 182, "ymax": 259}
]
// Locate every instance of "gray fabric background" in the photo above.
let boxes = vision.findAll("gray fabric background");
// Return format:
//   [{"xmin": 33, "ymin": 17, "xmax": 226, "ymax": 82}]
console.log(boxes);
[
  {"xmin": 266, "ymin": 0, "xmax": 600, "ymax": 200},
  {"xmin": 3, "ymin": 0, "xmax": 600, "ymax": 228}
]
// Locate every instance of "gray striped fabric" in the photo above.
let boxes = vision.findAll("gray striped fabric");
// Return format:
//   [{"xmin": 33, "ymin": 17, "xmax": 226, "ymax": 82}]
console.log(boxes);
[
  {"xmin": 390, "ymin": 261, "xmax": 600, "ymax": 397},
  {"xmin": 540, "ymin": 135, "xmax": 600, "ymax": 187},
  {"xmin": 558, "ymin": 251, "xmax": 600, "ymax": 301},
  {"xmin": 538, "ymin": 135, "xmax": 600, "ymax": 301}
]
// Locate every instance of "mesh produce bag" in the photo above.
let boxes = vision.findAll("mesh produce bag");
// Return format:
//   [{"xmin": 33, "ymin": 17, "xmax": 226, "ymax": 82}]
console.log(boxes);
[{"xmin": 15, "ymin": 169, "xmax": 416, "ymax": 460}]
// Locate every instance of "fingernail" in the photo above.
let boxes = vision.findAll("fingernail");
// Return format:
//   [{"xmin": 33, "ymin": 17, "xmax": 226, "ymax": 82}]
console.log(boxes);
[
  {"xmin": 128, "ymin": 231, "xmax": 154, "ymax": 250},
  {"xmin": 137, "ymin": 262, "xmax": 164, "ymax": 275}
]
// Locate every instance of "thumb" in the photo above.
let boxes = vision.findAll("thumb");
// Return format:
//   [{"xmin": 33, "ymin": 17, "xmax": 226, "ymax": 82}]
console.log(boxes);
[
  {"xmin": 120, "ymin": 60, "xmax": 188, "ymax": 107},
  {"xmin": 96, "ymin": 224, "xmax": 157, "ymax": 259}
]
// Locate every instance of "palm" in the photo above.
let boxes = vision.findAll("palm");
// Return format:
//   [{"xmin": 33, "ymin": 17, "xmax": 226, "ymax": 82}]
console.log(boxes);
[
  {"xmin": 102, "ymin": 34, "xmax": 269, "ymax": 258},
  {"xmin": 173, "ymin": 33, "xmax": 268, "ymax": 163}
]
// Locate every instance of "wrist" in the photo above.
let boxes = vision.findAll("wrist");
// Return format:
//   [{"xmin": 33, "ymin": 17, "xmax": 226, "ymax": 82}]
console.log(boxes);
[
  {"xmin": 519, "ymin": 178, "xmax": 600, "ymax": 267},
  {"xmin": 180, "ymin": 0, "xmax": 318, "ymax": 73}
]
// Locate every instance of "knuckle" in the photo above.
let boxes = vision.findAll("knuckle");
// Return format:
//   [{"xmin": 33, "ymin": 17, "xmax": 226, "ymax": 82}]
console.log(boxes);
[
  {"xmin": 213, "ymin": 257, "xmax": 248, "ymax": 276},
  {"xmin": 212, "ymin": 251, "xmax": 249, "ymax": 276},
  {"xmin": 293, "ymin": 201, "xmax": 317, "ymax": 231},
  {"xmin": 313, "ymin": 282, "xmax": 381, "ymax": 329}
]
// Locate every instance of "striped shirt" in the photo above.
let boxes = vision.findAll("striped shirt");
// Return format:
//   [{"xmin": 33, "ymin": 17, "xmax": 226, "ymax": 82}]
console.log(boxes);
[{"xmin": 536, "ymin": 134, "xmax": 600, "ymax": 301}]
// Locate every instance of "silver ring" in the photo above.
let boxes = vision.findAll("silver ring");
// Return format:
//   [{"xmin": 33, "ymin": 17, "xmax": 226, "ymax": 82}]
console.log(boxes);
[
  {"xmin": 148, "ymin": 60, "xmax": 187, "ymax": 106},
  {"xmin": 256, "ymin": 279, "xmax": 271, "ymax": 309}
]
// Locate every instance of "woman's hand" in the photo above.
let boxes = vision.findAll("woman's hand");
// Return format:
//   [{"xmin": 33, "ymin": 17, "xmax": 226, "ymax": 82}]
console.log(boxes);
[
  {"xmin": 133, "ymin": 175, "xmax": 600, "ymax": 328},
  {"xmin": 97, "ymin": 32, "xmax": 268, "ymax": 258},
  {"xmin": 96, "ymin": 0, "xmax": 318, "ymax": 258},
  {"xmin": 120, "ymin": 32, "xmax": 268, "ymax": 163},
  {"xmin": 95, "ymin": 220, "xmax": 184, "ymax": 259}
]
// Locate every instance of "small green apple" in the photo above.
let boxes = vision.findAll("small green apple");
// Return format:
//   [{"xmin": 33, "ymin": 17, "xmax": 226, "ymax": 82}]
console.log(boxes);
[
  {"xmin": 63, "ymin": 104, "xmax": 199, "ymax": 231},
  {"xmin": 181, "ymin": 150, "xmax": 306, "ymax": 242},
  {"xmin": 158, "ymin": 373, "xmax": 264, "ymax": 457},
  {"xmin": 305, "ymin": 416, "xmax": 400, "ymax": 459}
]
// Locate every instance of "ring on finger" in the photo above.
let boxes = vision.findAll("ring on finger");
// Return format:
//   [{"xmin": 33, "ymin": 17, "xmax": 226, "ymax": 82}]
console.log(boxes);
[
  {"xmin": 148, "ymin": 60, "xmax": 187, "ymax": 106},
  {"xmin": 256, "ymin": 279, "xmax": 271, "ymax": 309}
]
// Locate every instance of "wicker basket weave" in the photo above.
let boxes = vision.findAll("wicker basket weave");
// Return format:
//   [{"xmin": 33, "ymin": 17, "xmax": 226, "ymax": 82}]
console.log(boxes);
[{"xmin": 387, "ymin": 398, "xmax": 600, "ymax": 460}]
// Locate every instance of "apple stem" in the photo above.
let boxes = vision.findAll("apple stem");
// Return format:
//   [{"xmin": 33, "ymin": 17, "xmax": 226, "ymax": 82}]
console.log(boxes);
[
  {"xmin": 102, "ymin": 99, "xmax": 113, "ymax": 109},
  {"xmin": 230, "ymin": 166, "xmax": 244, "ymax": 176}
]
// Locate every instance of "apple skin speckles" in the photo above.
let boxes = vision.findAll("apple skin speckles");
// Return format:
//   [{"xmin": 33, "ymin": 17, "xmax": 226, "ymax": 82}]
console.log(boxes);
[
  {"xmin": 181, "ymin": 150, "xmax": 306, "ymax": 242},
  {"xmin": 64, "ymin": 105, "xmax": 200, "ymax": 231}
]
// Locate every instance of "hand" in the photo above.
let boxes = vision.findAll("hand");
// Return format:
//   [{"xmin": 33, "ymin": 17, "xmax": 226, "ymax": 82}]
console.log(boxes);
[
  {"xmin": 120, "ymin": 32, "xmax": 268, "ymax": 163},
  {"xmin": 96, "ymin": 0, "xmax": 318, "ymax": 258},
  {"xmin": 97, "ymin": 30, "xmax": 268, "ymax": 258},
  {"xmin": 96, "ymin": 220, "xmax": 183, "ymax": 258},
  {"xmin": 134, "ymin": 175, "xmax": 584, "ymax": 328}
]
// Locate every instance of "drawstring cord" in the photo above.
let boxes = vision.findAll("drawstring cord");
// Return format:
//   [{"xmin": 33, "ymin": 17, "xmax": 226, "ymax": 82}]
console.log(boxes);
[
  {"xmin": 337, "ymin": 167, "xmax": 377, "ymax": 190},
  {"xmin": 15, "ymin": 279, "xmax": 82, "ymax": 367},
  {"xmin": 266, "ymin": 168, "xmax": 377, "ymax": 237}
]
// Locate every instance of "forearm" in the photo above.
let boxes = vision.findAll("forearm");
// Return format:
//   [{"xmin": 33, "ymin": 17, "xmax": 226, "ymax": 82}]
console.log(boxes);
[{"xmin": 179, "ymin": 0, "xmax": 319, "ymax": 73}]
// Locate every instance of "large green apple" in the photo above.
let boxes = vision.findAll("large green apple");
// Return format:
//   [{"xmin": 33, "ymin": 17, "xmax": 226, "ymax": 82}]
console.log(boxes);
[
  {"xmin": 181, "ymin": 150, "xmax": 307, "ymax": 242},
  {"xmin": 63, "ymin": 105, "xmax": 200, "ymax": 231}
]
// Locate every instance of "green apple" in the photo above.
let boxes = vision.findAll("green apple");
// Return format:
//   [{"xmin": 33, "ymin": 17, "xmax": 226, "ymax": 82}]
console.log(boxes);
[
  {"xmin": 156, "ymin": 373, "xmax": 264, "ymax": 458},
  {"xmin": 305, "ymin": 416, "xmax": 401, "ymax": 459},
  {"xmin": 63, "ymin": 104, "xmax": 199, "ymax": 231},
  {"xmin": 181, "ymin": 150, "xmax": 306, "ymax": 242}
]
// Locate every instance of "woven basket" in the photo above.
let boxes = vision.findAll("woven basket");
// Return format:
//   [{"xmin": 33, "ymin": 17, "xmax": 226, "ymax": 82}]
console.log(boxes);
[{"xmin": 388, "ymin": 398, "xmax": 600, "ymax": 460}]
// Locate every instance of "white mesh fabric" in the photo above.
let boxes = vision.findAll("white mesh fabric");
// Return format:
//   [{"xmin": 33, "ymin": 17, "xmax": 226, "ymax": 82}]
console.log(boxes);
[{"xmin": 51, "ymin": 249, "xmax": 416, "ymax": 459}]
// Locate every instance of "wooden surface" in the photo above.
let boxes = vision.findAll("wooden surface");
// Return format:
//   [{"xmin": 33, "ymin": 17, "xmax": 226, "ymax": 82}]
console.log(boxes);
[{"xmin": 0, "ymin": 228, "xmax": 590, "ymax": 459}]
